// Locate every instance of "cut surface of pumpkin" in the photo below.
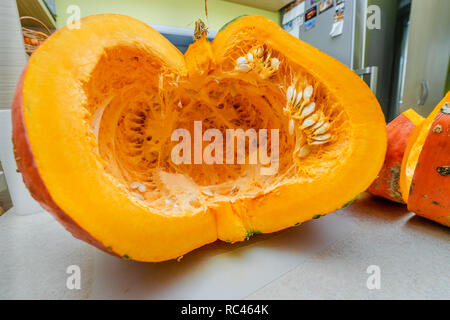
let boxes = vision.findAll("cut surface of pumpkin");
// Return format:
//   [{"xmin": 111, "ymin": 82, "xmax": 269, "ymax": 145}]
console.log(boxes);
[{"xmin": 12, "ymin": 15, "xmax": 386, "ymax": 261}]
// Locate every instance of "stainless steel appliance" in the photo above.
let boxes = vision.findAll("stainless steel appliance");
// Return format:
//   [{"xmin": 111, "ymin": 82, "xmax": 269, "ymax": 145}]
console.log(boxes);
[{"xmin": 286, "ymin": 0, "xmax": 398, "ymax": 119}]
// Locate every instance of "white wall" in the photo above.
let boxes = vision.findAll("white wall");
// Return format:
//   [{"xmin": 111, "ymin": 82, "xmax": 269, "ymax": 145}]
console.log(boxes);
[{"xmin": 0, "ymin": 0, "xmax": 27, "ymax": 110}]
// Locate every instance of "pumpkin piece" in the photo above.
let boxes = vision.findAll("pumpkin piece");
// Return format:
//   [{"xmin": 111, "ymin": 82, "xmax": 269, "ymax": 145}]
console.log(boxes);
[
  {"xmin": 12, "ymin": 15, "xmax": 386, "ymax": 262},
  {"xmin": 368, "ymin": 109, "xmax": 424, "ymax": 203},
  {"xmin": 407, "ymin": 100, "xmax": 450, "ymax": 226},
  {"xmin": 400, "ymin": 92, "xmax": 450, "ymax": 203}
]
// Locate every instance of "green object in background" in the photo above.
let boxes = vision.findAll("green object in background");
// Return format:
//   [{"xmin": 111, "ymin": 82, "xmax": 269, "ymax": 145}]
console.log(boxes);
[
  {"xmin": 445, "ymin": 56, "xmax": 450, "ymax": 96},
  {"xmin": 54, "ymin": 0, "xmax": 280, "ymax": 31},
  {"xmin": 218, "ymin": 14, "xmax": 247, "ymax": 32}
]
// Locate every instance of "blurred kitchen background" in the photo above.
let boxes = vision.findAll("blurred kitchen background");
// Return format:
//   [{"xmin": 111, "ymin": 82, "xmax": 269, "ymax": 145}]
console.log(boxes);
[{"xmin": 0, "ymin": 0, "xmax": 449, "ymax": 214}]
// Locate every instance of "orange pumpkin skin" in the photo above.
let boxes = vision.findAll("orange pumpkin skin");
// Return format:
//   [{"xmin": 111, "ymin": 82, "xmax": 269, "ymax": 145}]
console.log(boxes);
[
  {"xmin": 11, "ymin": 14, "xmax": 387, "ymax": 262},
  {"xmin": 400, "ymin": 92, "xmax": 450, "ymax": 204},
  {"xmin": 368, "ymin": 109, "xmax": 424, "ymax": 203},
  {"xmin": 408, "ymin": 103, "xmax": 450, "ymax": 227}
]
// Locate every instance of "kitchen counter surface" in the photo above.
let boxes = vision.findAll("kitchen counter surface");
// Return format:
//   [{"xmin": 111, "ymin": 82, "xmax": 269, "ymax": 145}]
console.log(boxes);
[{"xmin": 1, "ymin": 193, "xmax": 449, "ymax": 299}]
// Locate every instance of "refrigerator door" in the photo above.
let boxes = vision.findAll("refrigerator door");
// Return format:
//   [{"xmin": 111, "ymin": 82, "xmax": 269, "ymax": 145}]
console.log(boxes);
[{"xmin": 297, "ymin": 0, "xmax": 357, "ymax": 68}]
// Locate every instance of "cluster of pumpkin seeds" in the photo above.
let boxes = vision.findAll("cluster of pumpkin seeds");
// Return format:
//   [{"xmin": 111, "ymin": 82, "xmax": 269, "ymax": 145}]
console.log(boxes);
[
  {"xmin": 284, "ymin": 85, "xmax": 332, "ymax": 158},
  {"xmin": 235, "ymin": 46, "xmax": 281, "ymax": 79}
]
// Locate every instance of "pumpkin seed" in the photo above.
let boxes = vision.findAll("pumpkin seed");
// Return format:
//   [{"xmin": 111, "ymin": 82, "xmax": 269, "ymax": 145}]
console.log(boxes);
[
  {"xmin": 237, "ymin": 63, "xmax": 251, "ymax": 72},
  {"xmin": 303, "ymin": 85, "xmax": 313, "ymax": 100},
  {"xmin": 300, "ymin": 102, "xmax": 316, "ymax": 118},
  {"xmin": 294, "ymin": 90, "xmax": 302, "ymax": 106},
  {"xmin": 289, "ymin": 118, "xmax": 295, "ymax": 135},
  {"xmin": 130, "ymin": 181, "xmax": 141, "ymax": 189},
  {"xmin": 310, "ymin": 140, "xmax": 329, "ymax": 145},
  {"xmin": 131, "ymin": 192, "xmax": 144, "ymax": 200},
  {"xmin": 302, "ymin": 118, "xmax": 315, "ymax": 128},
  {"xmin": 313, "ymin": 133, "xmax": 331, "ymax": 141},
  {"xmin": 202, "ymin": 189, "xmax": 214, "ymax": 196},
  {"xmin": 311, "ymin": 120, "xmax": 324, "ymax": 130},
  {"xmin": 286, "ymin": 86, "xmax": 295, "ymax": 102},
  {"xmin": 271, "ymin": 57, "xmax": 280, "ymax": 69},
  {"xmin": 236, "ymin": 56, "xmax": 247, "ymax": 65},
  {"xmin": 298, "ymin": 145, "xmax": 311, "ymax": 158},
  {"xmin": 313, "ymin": 122, "xmax": 330, "ymax": 135}
]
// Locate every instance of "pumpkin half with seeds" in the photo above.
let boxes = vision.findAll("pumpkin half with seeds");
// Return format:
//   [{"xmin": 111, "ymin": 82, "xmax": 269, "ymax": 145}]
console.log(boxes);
[{"xmin": 12, "ymin": 15, "xmax": 387, "ymax": 262}]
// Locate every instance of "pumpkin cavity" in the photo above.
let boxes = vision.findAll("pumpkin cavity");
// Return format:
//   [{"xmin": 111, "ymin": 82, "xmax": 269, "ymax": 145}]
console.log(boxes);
[{"xmin": 81, "ymin": 43, "xmax": 351, "ymax": 213}]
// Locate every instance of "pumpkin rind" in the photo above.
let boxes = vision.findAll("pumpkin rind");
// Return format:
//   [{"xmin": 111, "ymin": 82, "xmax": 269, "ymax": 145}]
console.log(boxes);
[
  {"xmin": 12, "ymin": 14, "xmax": 387, "ymax": 261},
  {"xmin": 408, "ymin": 102, "xmax": 450, "ymax": 226},
  {"xmin": 12, "ymin": 69, "xmax": 118, "ymax": 257},
  {"xmin": 368, "ymin": 109, "xmax": 424, "ymax": 203},
  {"xmin": 400, "ymin": 92, "xmax": 450, "ymax": 204}
]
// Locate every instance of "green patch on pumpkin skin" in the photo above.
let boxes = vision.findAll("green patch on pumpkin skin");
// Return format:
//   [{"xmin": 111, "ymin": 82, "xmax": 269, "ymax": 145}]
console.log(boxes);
[
  {"xmin": 294, "ymin": 222, "xmax": 302, "ymax": 226},
  {"xmin": 389, "ymin": 165, "xmax": 403, "ymax": 202},
  {"xmin": 245, "ymin": 230, "xmax": 261, "ymax": 240},
  {"xmin": 432, "ymin": 201, "xmax": 444, "ymax": 208},
  {"xmin": 106, "ymin": 246, "xmax": 113, "ymax": 252},
  {"xmin": 219, "ymin": 15, "xmax": 248, "ymax": 32},
  {"xmin": 26, "ymin": 104, "xmax": 32, "ymax": 114},
  {"xmin": 122, "ymin": 254, "xmax": 131, "ymax": 260},
  {"xmin": 342, "ymin": 194, "xmax": 361, "ymax": 209},
  {"xmin": 409, "ymin": 183, "xmax": 415, "ymax": 196},
  {"xmin": 312, "ymin": 214, "xmax": 322, "ymax": 219}
]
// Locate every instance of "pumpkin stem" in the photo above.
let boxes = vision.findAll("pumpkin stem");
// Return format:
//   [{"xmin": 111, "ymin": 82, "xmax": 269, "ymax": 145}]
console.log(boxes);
[
  {"xmin": 194, "ymin": 19, "xmax": 208, "ymax": 41},
  {"xmin": 193, "ymin": 0, "xmax": 209, "ymax": 41}
]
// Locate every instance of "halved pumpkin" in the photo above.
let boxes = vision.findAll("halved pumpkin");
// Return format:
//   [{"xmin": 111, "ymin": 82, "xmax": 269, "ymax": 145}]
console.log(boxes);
[
  {"xmin": 368, "ymin": 109, "xmax": 424, "ymax": 203},
  {"xmin": 12, "ymin": 14, "xmax": 386, "ymax": 262},
  {"xmin": 400, "ymin": 92, "xmax": 450, "ymax": 204}
]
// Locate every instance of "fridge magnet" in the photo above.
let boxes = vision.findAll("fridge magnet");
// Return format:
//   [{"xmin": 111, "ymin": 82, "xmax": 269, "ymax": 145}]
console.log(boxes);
[
  {"xmin": 304, "ymin": 5, "xmax": 317, "ymax": 31},
  {"xmin": 319, "ymin": 0, "xmax": 334, "ymax": 14},
  {"xmin": 304, "ymin": 17, "xmax": 316, "ymax": 31},
  {"xmin": 330, "ymin": 10, "xmax": 344, "ymax": 37},
  {"xmin": 282, "ymin": 0, "xmax": 306, "ymax": 26},
  {"xmin": 305, "ymin": 5, "xmax": 317, "ymax": 22},
  {"xmin": 335, "ymin": 0, "xmax": 345, "ymax": 13}
]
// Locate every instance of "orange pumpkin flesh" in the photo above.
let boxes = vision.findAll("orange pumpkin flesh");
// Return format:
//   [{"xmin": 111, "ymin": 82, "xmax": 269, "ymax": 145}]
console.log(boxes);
[
  {"xmin": 368, "ymin": 109, "xmax": 424, "ymax": 203},
  {"xmin": 12, "ymin": 15, "xmax": 386, "ymax": 262},
  {"xmin": 407, "ymin": 98, "xmax": 450, "ymax": 226}
]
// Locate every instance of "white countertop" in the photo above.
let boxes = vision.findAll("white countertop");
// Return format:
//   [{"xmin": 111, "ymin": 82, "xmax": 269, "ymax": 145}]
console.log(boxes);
[{"xmin": 0, "ymin": 193, "xmax": 449, "ymax": 299}]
